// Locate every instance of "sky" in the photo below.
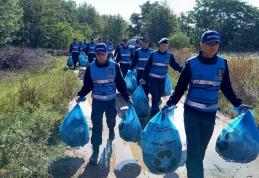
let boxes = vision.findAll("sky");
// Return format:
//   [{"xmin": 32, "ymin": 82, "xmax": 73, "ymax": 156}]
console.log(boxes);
[{"xmin": 75, "ymin": 0, "xmax": 259, "ymax": 21}]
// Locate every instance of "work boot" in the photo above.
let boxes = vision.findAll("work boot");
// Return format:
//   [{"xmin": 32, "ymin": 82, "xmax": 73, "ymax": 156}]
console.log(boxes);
[
  {"xmin": 109, "ymin": 129, "xmax": 115, "ymax": 141},
  {"xmin": 89, "ymin": 145, "xmax": 99, "ymax": 165}
]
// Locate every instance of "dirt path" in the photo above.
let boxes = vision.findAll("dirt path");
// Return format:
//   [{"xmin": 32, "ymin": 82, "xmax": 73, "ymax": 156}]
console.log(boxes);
[{"xmin": 51, "ymin": 67, "xmax": 259, "ymax": 178}]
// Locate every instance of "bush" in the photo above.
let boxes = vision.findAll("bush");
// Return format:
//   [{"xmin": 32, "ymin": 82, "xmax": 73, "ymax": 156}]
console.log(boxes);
[
  {"xmin": 169, "ymin": 32, "xmax": 190, "ymax": 49},
  {"xmin": 0, "ymin": 47, "xmax": 51, "ymax": 70}
]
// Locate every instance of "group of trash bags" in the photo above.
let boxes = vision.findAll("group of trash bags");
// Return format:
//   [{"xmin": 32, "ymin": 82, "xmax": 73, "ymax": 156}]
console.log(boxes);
[
  {"xmin": 67, "ymin": 53, "xmax": 89, "ymax": 68},
  {"xmin": 216, "ymin": 109, "xmax": 259, "ymax": 163},
  {"xmin": 118, "ymin": 103, "xmax": 182, "ymax": 174}
]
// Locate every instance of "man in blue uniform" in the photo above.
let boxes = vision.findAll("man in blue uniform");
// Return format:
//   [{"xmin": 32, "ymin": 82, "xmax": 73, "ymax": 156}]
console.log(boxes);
[
  {"xmin": 83, "ymin": 39, "xmax": 88, "ymax": 54},
  {"xmin": 129, "ymin": 37, "xmax": 152, "ymax": 96},
  {"xmin": 76, "ymin": 43, "xmax": 132, "ymax": 165},
  {"xmin": 69, "ymin": 38, "xmax": 80, "ymax": 69},
  {"xmin": 140, "ymin": 38, "xmax": 182, "ymax": 118},
  {"xmin": 79, "ymin": 42, "xmax": 84, "ymax": 54},
  {"xmin": 116, "ymin": 38, "xmax": 133, "ymax": 77},
  {"xmin": 86, "ymin": 38, "xmax": 96, "ymax": 63},
  {"xmin": 114, "ymin": 40, "xmax": 123, "ymax": 59},
  {"xmin": 107, "ymin": 39, "xmax": 113, "ymax": 59},
  {"xmin": 130, "ymin": 37, "xmax": 142, "ymax": 56},
  {"xmin": 163, "ymin": 30, "xmax": 252, "ymax": 178}
]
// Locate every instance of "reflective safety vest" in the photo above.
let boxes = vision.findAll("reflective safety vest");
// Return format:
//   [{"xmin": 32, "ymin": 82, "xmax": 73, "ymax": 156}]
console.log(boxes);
[
  {"xmin": 119, "ymin": 46, "xmax": 131, "ymax": 65},
  {"xmin": 90, "ymin": 61, "xmax": 116, "ymax": 101},
  {"xmin": 72, "ymin": 42, "xmax": 79, "ymax": 53},
  {"xmin": 136, "ymin": 48, "xmax": 152, "ymax": 71},
  {"xmin": 79, "ymin": 44, "xmax": 84, "ymax": 53},
  {"xmin": 88, "ymin": 42, "xmax": 96, "ymax": 54},
  {"xmin": 149, "ymin": 51, "xmax": 171, "ymax": 79},
  {"xmin": 185, "ymin": 56, "xmax": 225, "ymax": 112},
  {"xmin": 107, "ymin": 43, "xmax": 113, "ymax": 54}
]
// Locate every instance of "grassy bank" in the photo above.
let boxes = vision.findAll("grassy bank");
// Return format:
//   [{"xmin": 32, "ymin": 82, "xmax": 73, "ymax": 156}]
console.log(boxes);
[
  {"xmin": 170, "ymin": 49, "xmax": 259, "ymax": 124},
  {"xmin": 0, "ymin": 57, "xmax": 80, "ymax": 177}
]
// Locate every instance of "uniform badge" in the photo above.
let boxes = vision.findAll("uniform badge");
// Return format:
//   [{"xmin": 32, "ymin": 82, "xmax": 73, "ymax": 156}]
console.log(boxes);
[
  {"xmin": 217, "ymin": 68, "xmax": 224, "ymax": 78},
  {"xmin": 107, "ymin": 69, "xmax": 114, "ymax": 78}
]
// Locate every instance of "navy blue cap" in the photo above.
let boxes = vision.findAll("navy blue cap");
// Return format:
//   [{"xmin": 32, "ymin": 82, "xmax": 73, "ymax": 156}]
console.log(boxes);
[
  {"xmin": 159, "ymin": 38, "xmax": 169, "ymax": 44},
  {"xmin": 95, "ymin": 43, "xmax": 107, "ymax": 54},
  {"xmin": 201, "ymin": 30, "xmax": 220, "ymax": 43},
  {"xmin": 142, "ymin": 36, "xmax": 149, "ymax": 42}
]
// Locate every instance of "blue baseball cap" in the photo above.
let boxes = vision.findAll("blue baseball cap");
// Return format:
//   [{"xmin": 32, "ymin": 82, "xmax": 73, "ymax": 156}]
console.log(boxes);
[
  {"xmin": 95, "ymin": 43, "xmax": 107, "ymax": 54},
  {"xmin": 201, "ymin": 30, "xmax": 220, "ymax": 43},
  {"xmin": 159, "ymin": 38, "xmax": 169, "ymax": 44}
]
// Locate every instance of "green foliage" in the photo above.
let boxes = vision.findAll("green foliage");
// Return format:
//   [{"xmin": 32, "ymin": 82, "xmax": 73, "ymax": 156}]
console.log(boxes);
[
  {"xmin": 180, "ymin": 0, "xmax": 259, "ymax": 50},
  {"xmin": 129, "ymin": 1, "xmax": 178, "ymax": 45},
  {"xmin": 0, "ymin": 0, "xmax": 22, "ymax": 45},
  {"xmin": 169, "ymin": 32, "xmax": 190, "ymax": 49},
  {"xmin": 0, "ymin": 57, "xmax": 81, "ymax": 176},
  {"xmin": 101, "ymin": 15, "xmax": 129, "ymax": 44}
]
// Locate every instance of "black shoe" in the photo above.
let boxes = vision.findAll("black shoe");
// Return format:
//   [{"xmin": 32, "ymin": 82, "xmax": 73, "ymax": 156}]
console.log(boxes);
[
  {"xmin": 109, "ymin": 129, "xmax": 115, "ymax": 141},
  {"xmin": 89, "ymin": 147, "xmax": 99, "ymax": 165}
]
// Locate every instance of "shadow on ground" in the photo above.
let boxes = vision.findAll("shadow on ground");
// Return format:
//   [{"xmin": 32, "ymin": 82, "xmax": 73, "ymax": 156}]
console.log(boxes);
[{"xmin": 49, "ymin": 157, "xmax": 84, "ymax": 178}]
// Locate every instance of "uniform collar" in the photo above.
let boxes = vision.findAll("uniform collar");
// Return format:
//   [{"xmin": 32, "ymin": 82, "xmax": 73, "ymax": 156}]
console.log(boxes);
[
  {"xmin": 95, "ymin": 59, "xmax": 110, "ymax": 68},
  {"xmin": 158, "ymin": 49, "xmax": 167, "ymax": 55},
  {"xmin": 198, "ymin": 51, "xmax": 218, "ymax": 64}
]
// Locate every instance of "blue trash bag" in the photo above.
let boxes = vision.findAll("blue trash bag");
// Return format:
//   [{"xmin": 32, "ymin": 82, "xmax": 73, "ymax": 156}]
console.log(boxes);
[
  {"xmin": 124, "ymin": 70, "xmax": 138, "ymax": 93},
  {"xmin": 133, "ymin": 68, "xmax": 137, "ymax": 78},
  {"xmin": 132, "ymin": 85, "xmax": 150, "ymax": 118},
  {"xmin": 142, "ymin": 107, "xmax": 182, "ymax": 174},
  {"xmin": 67, "ymin": 56, "xmax": 73, "ymax": 67},
  {"xmin": 109, "ymin": 57, "xmax": 115, "ymax": 62},
  {"xmin": 163, "ymin": 74, "xmax": 172, "ymax": 96},
  {"xmin": 59, "ymin": 104, "xmax": 89, "ymax": 147},
  {"xmin": 79, "ymin": 54, "xmax": 89, "ymax": 67},
  {"xmin": 216, "ymin": 109, "xmax": 259, "ymax": 163},
  {"xmin": 119, "ymin": 105, "xmax": 142, "ymax": 142}
]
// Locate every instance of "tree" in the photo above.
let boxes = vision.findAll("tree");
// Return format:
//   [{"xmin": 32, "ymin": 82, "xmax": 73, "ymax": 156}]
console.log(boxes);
[
  {"xmin": 182, "ymin": 0, "xmax": 259, "ymax": 51},
  {"xmin": 129, "ymin": 1, "xmax": 177, "ymax": 45},
  {"xmin": 169, "ymin": 32, "xmax": 190, "ymax": 49},
  {"xmin": 101, "ymin": 15, "xmax": 128, "ymax": 44},
  {"xmin": 0, "ymin": 0, "xmax": 22, "ymax": 46}
]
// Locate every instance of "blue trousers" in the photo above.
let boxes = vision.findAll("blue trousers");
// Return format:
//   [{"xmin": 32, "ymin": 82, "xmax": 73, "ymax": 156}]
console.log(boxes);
[
  {"xmin": 91, "ymin": 99, "xmax": 117, "ymax": 147},
  {"xmin": 120, "ymin": 63, "xmax": 130, "ymax": 77},
  {"xmin": 149, "ymin": 77, "xmax": 165, "ymax": 118},
  {"xmin": 72, "ymin": 52, "xmax": 79, "ymax": 68},
  {"xmin": 184, "ymin": 107, "xmax": 216, "ymax": 178}
]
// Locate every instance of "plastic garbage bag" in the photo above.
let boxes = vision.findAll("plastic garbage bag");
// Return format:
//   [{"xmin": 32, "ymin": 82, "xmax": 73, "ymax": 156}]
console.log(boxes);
[
  {"xmin": 79, "ymin": 53, "xmax": 89, "ymax": 67},
  {"xmin": 142, "ymin": 106, "xmax": 182, "ymax": 174},
  {"xmin": 132, "ymin": 85, "xmax": 150, "ymax": 118},
  {"xmin": 133, "ymin": 68, "xmax": 137, "ymax": 78},
  {"xmin": 67, "ymin": 56, "xmax": 73, "ymax": 67},
  {"xmin": 163, "ymin": 74, "xmax": 172, "ymax": 96},
  {"xmin": 216, "ymin": 109, "xmax": 259, "ymax": 163},
  {"xmin": 59, "ymin": 104, "xmax": 89, "ymax": 147},
  {"xmin": 109, "ymin": 57, "xmax": 115, "ymax": 62},
  {"xmin": 119, "ymin": 105, "xmax": 142, "ymax": 142},
  {"xmin": 125, "ymin": 70, "xmax": 138, "ymax": 93}
]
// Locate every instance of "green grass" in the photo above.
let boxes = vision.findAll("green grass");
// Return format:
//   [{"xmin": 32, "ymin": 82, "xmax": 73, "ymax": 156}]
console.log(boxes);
[{"xmin": 0, "ymin": 57, "xmax": 81, "ymax": 177}]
